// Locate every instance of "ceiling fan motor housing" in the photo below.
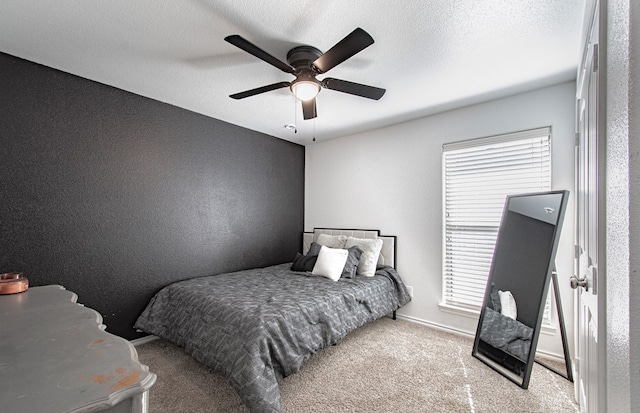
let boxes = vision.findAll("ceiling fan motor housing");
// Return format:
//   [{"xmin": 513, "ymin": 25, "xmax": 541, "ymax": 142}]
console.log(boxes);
[
  {"xmin": 286, "ymin": 45, "xmax": 323, "ymax": 71},
  {"xmin": 287, "ymin": 46, "xmax": 323, "ymax": 100}
]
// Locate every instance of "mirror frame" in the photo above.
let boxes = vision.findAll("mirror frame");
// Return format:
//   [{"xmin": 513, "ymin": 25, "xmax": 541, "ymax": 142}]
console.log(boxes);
[{"xmin": 471, "ymin": 190, "xmax": 569, "ymax": 389}]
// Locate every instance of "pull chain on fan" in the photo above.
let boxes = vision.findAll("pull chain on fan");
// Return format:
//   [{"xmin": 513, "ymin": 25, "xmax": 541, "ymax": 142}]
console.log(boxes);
[{"xmin": 312, "ymin": 118, "xmax": 316, "ymax": 142}]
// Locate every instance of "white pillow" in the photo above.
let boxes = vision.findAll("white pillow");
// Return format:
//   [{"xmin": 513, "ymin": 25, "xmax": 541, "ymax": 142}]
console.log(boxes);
[
  {"xmin": 344, "ymin": 236, "xmax": 383, "ymax": 277},
  {"xmin": 498, "ymin": 290, "xmax": 518, "ymax": 320},
  {"xmin": 312, "ymin": 246, "xmax": 349, "ymax": 281},
  {"xmin": 316, "ymin": 233, "xmax": 348, "ymax": 249}
]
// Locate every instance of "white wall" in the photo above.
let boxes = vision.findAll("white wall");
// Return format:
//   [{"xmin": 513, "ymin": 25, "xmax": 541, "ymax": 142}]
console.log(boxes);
[
  {"xmin": 305, "ymin": 81, "xmax": 576, "ymax": 357},
  {"xmin": 604, "ymin": 0, "xmax": 637, "ymax": 410}
]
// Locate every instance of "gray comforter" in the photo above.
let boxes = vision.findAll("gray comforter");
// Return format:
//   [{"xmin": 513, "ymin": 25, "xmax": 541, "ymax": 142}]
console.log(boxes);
[
  {"xmin": 134, "ymin": 263, "xmax": 410, "ymax": 412},
  {"xmin": 479, "ymin": 307, "xmax": 533, "ymax": 362}
]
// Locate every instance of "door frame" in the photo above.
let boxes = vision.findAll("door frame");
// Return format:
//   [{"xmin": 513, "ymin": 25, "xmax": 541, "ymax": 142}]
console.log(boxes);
[{"xmin": 574, "ymin": 0, "xmax": 607, "ymax": 411}]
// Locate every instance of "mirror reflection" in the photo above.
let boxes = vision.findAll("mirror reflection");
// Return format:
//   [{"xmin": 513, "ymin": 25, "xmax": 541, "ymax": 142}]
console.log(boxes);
[{"xmin": 472, "ymin": 191, "xmax": 568, "ymax": 388}]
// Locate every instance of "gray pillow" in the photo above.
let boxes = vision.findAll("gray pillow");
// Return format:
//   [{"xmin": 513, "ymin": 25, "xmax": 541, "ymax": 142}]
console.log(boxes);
[
  {"xmin": 290, "ymin": 242, "xmax": 322, "ymax": 272},
  {"xmin": 341, "ymin": 245, "xmax": 363, "ymax": 279},
  {"xmin": 489, "ymin": 283, "xmax": 502, "ymax": 312}
]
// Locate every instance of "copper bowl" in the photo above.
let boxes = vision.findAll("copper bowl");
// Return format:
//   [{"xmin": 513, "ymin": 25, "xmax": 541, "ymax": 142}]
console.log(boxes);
[{"xmin": 0, "ymin": 272, "xmax": 29, "ymax": 294}]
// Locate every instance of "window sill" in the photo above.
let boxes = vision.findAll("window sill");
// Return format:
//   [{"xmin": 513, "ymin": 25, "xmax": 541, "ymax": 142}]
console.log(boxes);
[
  {"xmin": 438, "ymin": 302, "xmax": 480, "ymax": 319},
  {"xmin": 540, "ymin": 323, "xmax": 557, "ymax": 335}
]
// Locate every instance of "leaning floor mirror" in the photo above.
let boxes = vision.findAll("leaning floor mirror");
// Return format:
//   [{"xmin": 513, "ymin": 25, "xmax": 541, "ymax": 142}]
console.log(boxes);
[{"xmin": 472, "ymin": 190, "xmax": 570, "ymax": 389}]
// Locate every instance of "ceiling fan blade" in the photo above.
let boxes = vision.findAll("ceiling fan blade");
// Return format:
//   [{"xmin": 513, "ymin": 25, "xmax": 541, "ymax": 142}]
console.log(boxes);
[
  {"xmin": 225, "ymin": 35, "xmax": 295, "ymax": 74},
  {"xmin": 301, "ymin": 98, "xmax": 317, "ymax": 120},
  {"xmin": 230, "ymin": 82, "xmax": 290, "ymax": 99},
  {"xmin": 321, "ymin": 78, "xmax": 386, "ymax": 100},
  {"xmin": 312, "ymin": 28, "xmax": 374, "ymax": 74}
]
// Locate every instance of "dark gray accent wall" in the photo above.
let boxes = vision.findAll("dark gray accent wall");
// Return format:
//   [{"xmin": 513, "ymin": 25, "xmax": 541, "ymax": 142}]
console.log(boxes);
[{"xmin": 0, "ymin": 52, "xmax": 304, "ymax": 339}]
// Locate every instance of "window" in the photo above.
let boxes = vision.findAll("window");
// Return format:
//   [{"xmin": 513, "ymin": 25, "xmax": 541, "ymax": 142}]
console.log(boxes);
[{"xmin": 442, "ymin": 127, "xmax": 551, "ymax": 312}]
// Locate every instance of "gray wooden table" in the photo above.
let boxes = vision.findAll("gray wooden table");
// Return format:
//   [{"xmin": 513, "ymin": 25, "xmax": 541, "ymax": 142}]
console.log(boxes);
[{"xmin": 0, "ymin": 285, "xmax": 156, "ymax": 413}]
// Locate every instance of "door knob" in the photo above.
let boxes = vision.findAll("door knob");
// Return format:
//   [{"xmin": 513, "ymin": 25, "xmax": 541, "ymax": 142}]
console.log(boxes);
[{"xmin": 570, "ymin": 275, "xmax": 589, "ymax": 291}]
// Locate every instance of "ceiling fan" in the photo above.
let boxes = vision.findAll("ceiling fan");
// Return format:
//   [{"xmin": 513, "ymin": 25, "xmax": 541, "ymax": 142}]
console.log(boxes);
[{"xmin": 224, "ymin": 28, "xmax": 386, "ymax": 120}]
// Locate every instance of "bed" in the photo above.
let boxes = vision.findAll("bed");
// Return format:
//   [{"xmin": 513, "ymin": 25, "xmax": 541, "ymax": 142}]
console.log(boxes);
[{"xmin": 134, "ymin": 228, "xmax": 411, "ymax": 412}]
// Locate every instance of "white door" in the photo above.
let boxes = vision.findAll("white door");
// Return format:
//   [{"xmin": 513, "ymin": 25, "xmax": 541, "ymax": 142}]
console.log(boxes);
[{"xmin": 572, "ymin": 2, "xmax": 601, "ymax": 411}]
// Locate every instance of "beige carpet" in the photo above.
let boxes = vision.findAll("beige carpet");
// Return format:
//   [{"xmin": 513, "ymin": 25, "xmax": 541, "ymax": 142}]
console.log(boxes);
[{"xmin": 135, "ymin": 318, "xmax": 578, "ymax": 412}]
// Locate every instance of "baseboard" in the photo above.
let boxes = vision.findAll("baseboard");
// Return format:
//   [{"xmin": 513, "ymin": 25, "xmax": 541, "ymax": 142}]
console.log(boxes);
[
  {"xmin": 396, "ymin": 314, "xmax": 476, "ymax": 339},
  {"xmin": 533, "ymin": 348, "xmax": 568, "ymax": 363},
  {"xmin": 131, "ymin": 335, "xmax": 159, "ymax": 346},
  {"xmin": 396, "ymin": 314, "xmax": 567, "ymax": 363}
]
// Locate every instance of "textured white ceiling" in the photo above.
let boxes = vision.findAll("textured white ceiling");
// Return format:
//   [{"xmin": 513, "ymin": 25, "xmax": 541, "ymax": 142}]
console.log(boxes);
[{"xmin": 0, "ymin": 0, "xmax": 585, "ymax": 145}]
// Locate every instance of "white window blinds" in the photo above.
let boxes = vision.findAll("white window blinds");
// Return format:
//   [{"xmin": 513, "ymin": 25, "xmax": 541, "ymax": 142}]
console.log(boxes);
[{"xmin": 442, "ymin": 127, "xmax": 551, "ymax": 310}]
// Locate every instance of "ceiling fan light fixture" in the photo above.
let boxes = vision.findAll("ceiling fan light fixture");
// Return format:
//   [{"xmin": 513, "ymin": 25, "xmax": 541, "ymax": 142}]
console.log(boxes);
[{"xmin": 290, "ymin": 80, "xmax": 320, "ymax": 101}]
